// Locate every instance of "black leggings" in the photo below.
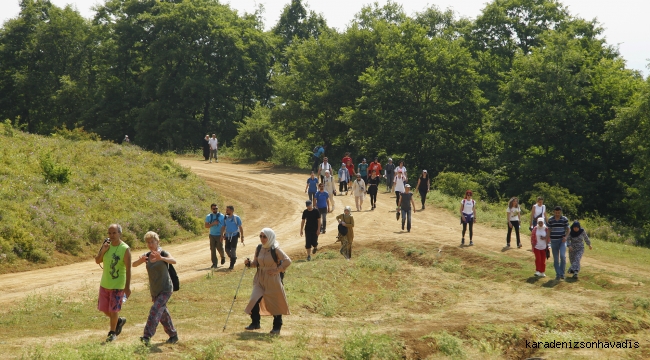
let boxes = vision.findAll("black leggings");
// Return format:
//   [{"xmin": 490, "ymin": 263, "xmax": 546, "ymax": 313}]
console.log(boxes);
[
  {"xmin": 462, "ymin": 220, "xmax": 473, "ymax": 240},
  {"xmin": 507, "ymin": 221, "xmax": 521, "ymax": 245},
  {"xmin": 369, "ymin": 193, "xmax": 377, "ymax": 206},
  {"xmin": 395, "ymin": 191, "xmax": 401, "ymax": 207},
  {"xmin": 419, "ymin": 189, "xmax": 427, "ymax": 207},
  {"xmin": 339, "ymin": 181, "xmax": 348, "ymax": 193},
  {"xmin": 250, "ymin": 296, "xmax": 282, "ymax": 330}
]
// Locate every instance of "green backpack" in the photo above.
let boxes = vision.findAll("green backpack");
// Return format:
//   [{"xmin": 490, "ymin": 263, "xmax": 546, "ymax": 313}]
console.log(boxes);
[{"xmin": 255, "ymin": 244, "xmax": 285, "ymax": 283}]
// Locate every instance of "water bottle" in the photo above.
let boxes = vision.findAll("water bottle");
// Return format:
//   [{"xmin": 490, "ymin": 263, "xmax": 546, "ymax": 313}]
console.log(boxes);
[{"xmin": 122, "ymin": 294, "xmax": 127, "ymax": 304}]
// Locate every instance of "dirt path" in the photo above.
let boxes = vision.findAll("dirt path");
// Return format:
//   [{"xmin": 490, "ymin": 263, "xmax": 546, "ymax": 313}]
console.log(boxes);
[{"xmin": 0, "ymin": 159, "xmax": 645, "ymax": 306}]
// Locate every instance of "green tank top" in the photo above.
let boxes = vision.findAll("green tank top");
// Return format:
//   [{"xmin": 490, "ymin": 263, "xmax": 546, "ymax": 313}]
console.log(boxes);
[{"xmin": 100, "ymin": 241, "xmax": 130, "ymax": 289}]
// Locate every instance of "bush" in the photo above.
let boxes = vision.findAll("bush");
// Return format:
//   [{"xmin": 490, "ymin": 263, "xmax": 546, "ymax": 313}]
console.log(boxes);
[
  {"xmin": 342, "ymin": 330, "xmax": 403, "ymax": 360},
  {"xmin": 423, "ymin": 331, "xmax": 465, "ymax": 357},
  {"xmin": 51, "ymin": 126, "xmax": 101, "ymax": 141},
  {"xmin": 433, "ymin": 172, "xmax": 485, "ymax": 199},
  {"xmin": 527, "ymin": 183, "xmax": 581, "ymax": 217},
  {"xmin": 233, "ymin": 106, "xmax": 275, "ymax": 160},
  {"xmin": 270, "ymin": 135, "xmax": 311, "ymax": 168},
  {"xmin": 40, "ymin": 153, "xmax": 71, "ymax": 184},
  {"xmin": 125, "ymin": 213, "xmax": 177, "ymax": 242},
  {"xmin": 169, "ymin": 204, "xmax": 202, "ymax": 235}
]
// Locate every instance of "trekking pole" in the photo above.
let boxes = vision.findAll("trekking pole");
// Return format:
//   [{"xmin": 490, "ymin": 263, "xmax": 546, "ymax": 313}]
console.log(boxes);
[{"xmin": 223, "ymin": 261, "xmax": 248, "ymax": 332}]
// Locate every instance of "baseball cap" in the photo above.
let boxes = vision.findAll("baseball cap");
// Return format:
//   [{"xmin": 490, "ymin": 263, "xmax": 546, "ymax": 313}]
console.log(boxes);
[
  {"xmin": 423, "ymin": 170, "xmax": 427, "ymax": 173},
  {"xmin": 405, "ymin": 184, "xmax": 411, "ymax": 188},
  {"xmin": 306, "ymin": 200, "xmax": 312, "ymax": 206}
]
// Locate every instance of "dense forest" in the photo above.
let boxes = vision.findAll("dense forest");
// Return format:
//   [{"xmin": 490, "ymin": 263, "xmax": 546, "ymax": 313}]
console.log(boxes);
[{"xmin": 2, "ymin": 0, "xmax": 650, "ymax": 243}]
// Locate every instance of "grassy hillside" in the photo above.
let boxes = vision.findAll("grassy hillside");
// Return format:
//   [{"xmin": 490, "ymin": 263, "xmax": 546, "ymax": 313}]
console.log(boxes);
[{"xmin": 0, "ymin": 123, "xmax": 218, "ymax": 273}]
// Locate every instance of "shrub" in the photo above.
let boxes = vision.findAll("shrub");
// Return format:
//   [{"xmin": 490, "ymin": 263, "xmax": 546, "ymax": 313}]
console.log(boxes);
[
  {"xmin": 40, "ymin": 153, "xmax": 71, "ymax": 184},
  {"xmin": 29, "ymin": 248, "xmax": 49, "ymax": 263},
  {"xmin": 342, "ymin": 330, "xmax": 403, "ymax": 360},
  {"xmin": 169, "ymin": 204, "xmax": 202, "ymax": 235},
  {"xmin": 233, "ymin": 106, "xmax": 275, "ymax": 160},
  {"xmin": 527, "ymin": 182, "xmax": 581, "ymax": 217},
  {"xmin": 423, "ymin": 331, "xmax": 465, "ymax": 358},
  {"xmin": 125, "ymin": 213, "xmax": 177, "ymax": 242},
  {"xmin": 270, "ymin": 135, "xmax": 310, "ymax": 168},
  {"xmin": 85, "ymin": 222, "xmax": 106, "ymax": 244},
  {"xmin": 433, "ymin": 172, "xmax": 485, "ymax": 199},
  {"xmin": 51, "ymin": 126, "xmax": 101, "ymax": 141}
]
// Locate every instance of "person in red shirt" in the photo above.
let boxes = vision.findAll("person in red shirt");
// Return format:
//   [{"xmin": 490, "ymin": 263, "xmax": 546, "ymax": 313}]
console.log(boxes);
[
  {"xmin": 368, "ymin": 157, "xmax": 382, "ymax": 178},
  {"xmin": 342, "ymin": 152, "xmax": 352, "ymax": 169},
  {"xmin": 343, "ymin": 153, "xmax": 355, "ymax": 178}
]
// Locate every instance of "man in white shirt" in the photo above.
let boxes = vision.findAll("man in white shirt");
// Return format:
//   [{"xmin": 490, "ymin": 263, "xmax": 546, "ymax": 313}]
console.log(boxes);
[
  {"xmin": 318, "ymin": 157, "xmax": 333, "ymax": 183},
  {"xmin": 208, "ymin": 134, "xmax": 218, "ymax": 163}
]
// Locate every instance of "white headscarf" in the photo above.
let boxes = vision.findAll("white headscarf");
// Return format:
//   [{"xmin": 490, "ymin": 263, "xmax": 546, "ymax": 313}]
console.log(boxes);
[{"xmin": 261, "ymin": 227, "xmax": 278, "ymax": 249}]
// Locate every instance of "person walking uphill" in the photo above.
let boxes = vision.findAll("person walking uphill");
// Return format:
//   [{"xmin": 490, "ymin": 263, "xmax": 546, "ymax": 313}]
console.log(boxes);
[
  {"xmin": 357, "ymin": 158, "xmax": 369, "ymax": 184},
  {"xmin": 205, "ymin": 204, "xmax": 226, "ymax": 268},
  {"xmin": 318, "ymin": 157, "xmax": 333, "ymax": 183},
  {"xmin": 398, "ymin": 184, "xmax": 416, "ymax": 232},
  {"xmin": 244, "ymin": 228, "xmax": 291, "ymax": 336},
  {"xmin": 132, "ymin": 232, "xmax": 178, "ymax": 345},
  {"xmin": 312, "ymin": 145, "xmax": 326, "ymax": 173},
  {"xmin": 350, "ymin": 174, "xmax": 366, "ymax": 211},
  {"xmin": 567, "ymin": 221, "xmax": 592, "ymax": 279},
  {"xmin": 384, "ymin": 158, "xmax": 395, "ymax": 191},
  {"xmin": 300, "ymin": 200, "xmax": 321, "ymax": 261},
  {"xmin": 305, "ymin": 171, "xmax": 319, "ymax": 202},
  {"xmin": 336, "ymin": 206, "xmax": 355, "ymax": 259},
  {"xmin": 338, "ymin": 163, "xmax": 350, "ymax": 195},
  {"xmin": 208, "ymin": 134, "xmax": 218, "ymax": 163},
  {"xmin": 392, "ymin": 169, "xmax": 407, "ymax": 207},
  {"xmin": 547, "ymin": 206, "xmax": 570, "ymax": 280},
  {"xmin": 366, "ymin": 170, "xmax": 380, "ymax": 210},
  {"xmin": 95, "ymin": 224, "xmax": 131, "ymax": 343},
  {"xmin": 220, "ymin": 206, "xmax": 244, "ymax": 270},
  {"xmin": 531, "ymin": 218, "xmax": 549, "ymax": 277},
  {"xmin": 415, "ymin": 170, "xmax": 430, "ymax": 210},
  {"xmin": 506, "ymin": 197, "xmax": 522, "ymax": 248},
  {"xmin": 368, "ymin": 157, "xmax": 382, "ymax": 182},
  {"xmin": 202, "ymin": 135, "xmax": 210, "ymax": 161},
  {"xmin": 460, "ymin": 190, "xmax": 477, "ymax": 246},
  {"xmin": 314, "ymin": 183, "xmax": 331, "ymax": 233},
  {"xmin": 322, "ymin": 170, "xmax": 337, "ymax": 210}
]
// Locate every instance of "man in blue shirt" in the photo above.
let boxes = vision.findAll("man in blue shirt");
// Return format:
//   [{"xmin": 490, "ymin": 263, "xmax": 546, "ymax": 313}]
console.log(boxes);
[
  {"xmin": 220, "ymin": 205, "xmax": 244, "ymax": 270},
  {"xmin": 547, "ymin": 206, "xmax": 570, "ymax": 280},
  {"xmin": 205, "ymin": 203, "xmax": 225, "ymax": 268},
  {"xmin": 304, "ymin": 171, "xmax": 319, "ymax": 202},
  {"xmin": 311, "ymin": 144, "xmax": 326, "ymax": 172},
  {"xmin": 313, "ymin": 183, "xmax": 331, "ymax": 233}
]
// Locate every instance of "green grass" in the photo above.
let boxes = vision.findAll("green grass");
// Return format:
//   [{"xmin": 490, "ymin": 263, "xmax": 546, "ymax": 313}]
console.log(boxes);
[{"xmin": 0, "ymin": 125, "xmax": 219, "ymax": 272}]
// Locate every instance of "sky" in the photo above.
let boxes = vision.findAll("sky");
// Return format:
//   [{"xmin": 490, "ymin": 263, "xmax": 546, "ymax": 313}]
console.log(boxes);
[{"xmin": 1, "ymin": 0, "xmax": 648, "ymax": 76}]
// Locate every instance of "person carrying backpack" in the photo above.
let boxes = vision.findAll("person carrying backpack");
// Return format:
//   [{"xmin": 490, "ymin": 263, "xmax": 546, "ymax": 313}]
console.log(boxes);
[
  {"xmin": 317, "ymin": 157, "xmax": 333, "ymax": 183},
  {"xmin": 132, "ymin": 231, "xmax": 178, "ymax": 345},
  {"xmin": 460, "ymin": 190, "xmax": 477, "ymax": 246},
  {"xmin": 335, "ymin": 206, "xmax": 355, "ymax": 259},
  {"xmin": 311, "ymin": 145, "xmax": 326, "ymax": 172},
  {"xmin": 220, "ymin": 205, "xmax": 245, "ymax": 270},
  {"xmin": 244, "ymin": 228, "xmax": 292, "ymax": 336}
]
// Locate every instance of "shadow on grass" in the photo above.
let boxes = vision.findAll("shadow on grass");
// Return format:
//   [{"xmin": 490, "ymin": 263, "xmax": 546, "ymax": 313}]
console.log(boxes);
[
  {"xmin": 541, "ymin": 279, "xmax": 560, "ymax": 288},
  {"xmin": 235, "ymin": 331, "xmax": 273, "ymax": 342},
  {"xmin": 526, "ymin": 276, "xmax": 541, "ymax": 284}
]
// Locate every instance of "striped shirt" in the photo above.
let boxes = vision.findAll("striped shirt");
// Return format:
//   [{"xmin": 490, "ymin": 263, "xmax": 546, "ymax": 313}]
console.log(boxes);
[{"xmin": 547, "ymin": 216, "xmax": 569, "ymax": 241}]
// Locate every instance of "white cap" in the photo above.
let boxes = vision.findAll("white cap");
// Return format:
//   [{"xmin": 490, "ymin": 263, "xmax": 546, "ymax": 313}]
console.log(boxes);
[{"xmin": 405, "ymin": 184, "xmax": 411, "ymax": 188}]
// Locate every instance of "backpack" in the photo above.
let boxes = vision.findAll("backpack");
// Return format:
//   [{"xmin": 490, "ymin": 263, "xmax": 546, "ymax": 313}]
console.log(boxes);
[
  {"xmin": 338, "ymin": 223, "xmax": 348, "ymax": 236},
  {"xmin": 313, "ymin": 145, "xmax": 320, "ymax": 153},
  {"xmin": 146, "ymin": 251, "xmax": 179, "ymax": 292},
  {"xmin": 255, "ymin": 244, "xmax": 285, "ymax": 283}
]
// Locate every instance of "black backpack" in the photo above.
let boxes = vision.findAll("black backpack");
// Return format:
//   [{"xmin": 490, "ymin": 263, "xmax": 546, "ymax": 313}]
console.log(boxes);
[
  {"xmin": 313, "ymin": 145, "xmax": 320, "ymax": 153},
  {"xmin": 255, "ymin": 244, "xmax": 285, "ymax": 283},
  {"xmin": 146, "ymin": 250, "xmax": 179, "ymax": 292}
]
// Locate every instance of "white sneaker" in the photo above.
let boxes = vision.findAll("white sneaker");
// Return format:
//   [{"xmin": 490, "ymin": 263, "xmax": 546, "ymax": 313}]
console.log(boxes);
[
  {"xmin": 534, "ymin": 271, "xmax": 541, "ymax": 277},
  {"xmin": 540, "ymin": 273, "xmax": 546, "ymax": 277}
]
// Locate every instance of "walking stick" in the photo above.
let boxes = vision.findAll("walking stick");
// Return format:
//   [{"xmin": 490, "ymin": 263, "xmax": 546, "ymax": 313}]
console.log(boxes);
[{"xmin": 223, "ymin": 262, "xmax": 248, "ymax": 332}]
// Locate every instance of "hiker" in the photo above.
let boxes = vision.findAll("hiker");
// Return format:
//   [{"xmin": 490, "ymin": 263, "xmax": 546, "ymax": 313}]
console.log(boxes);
[
  {"xmin": 94, "ymin": 224, "xmax": 131, "ymax": 343},
  {"xmin": 313, "ymin": 183, "xmax": 331, "ymax": 233},
  {"xmin": 220, "ymin": 205, "xmax": 244, "ymax": 270},
  {"xmin": 398, "ymin": 184, "xmax": 416, "ymax": 232},
  {"xmin": 531, "ymin": 218, "xmax": 549, "ymax": 277},
  {"xmin": 547, "ymin": 206, "xmax": 570, "ymax": 280},
  {"xmin": 208, "ymin": 134, "xmax": 218, "ymax": 163},
  {"xmin": 396, "ymin": 160, "xmax": 407, "ymax": 178},
  {"xmin": 350, "ymin": 174, "xmax": 366, "ymax": 211},
  {"xmin": 338, "ymin": 163, "xmax": 350, "ymax": 195},
  {"xmin": 506, "ymin": 197, "xmax": 522, "ymax": 248},
  {"xmin": 336, "ymin": 206, "xmax": 355, "ymax": 259},
  {"xmin": 132, "ymin": 231, "xmax": 178, "ymax": 345},
  {"xmin": 300, "ymin": 200, "xmax": 321, "ymax": 261},
  {"xmin": 123, "ymin": 135, "xmax": 130, "ymax": 143},
  {"xmin": 205, "ymin": 203, "xmax": 226, "ymax": 268},
  {"xmin": 345, "ymin": 158, "xmax": 356, "ymax": 181},
  {"xmin": 312, "ymin": 144, "xmax": 326, "ymax": 172},
  {"xmin": 244, "ymin": 228, "xmax": 291, "ymax": 336},
  {"xmin": 357, "ymin": 158, "xmax": 369, "ymax": 184},
  {"xmin": 384, "ymin": 158, "xmax": 395, "ymax": 191},
  {"xmin": 460, "ymin": 190, "xmax": 476, "ymax": 246},
  {"xmin": 322, "ymin": 170, "xmax": 337, "ymax": 209},
  {"xmin": 392, "ymin": 169, "xmax": 407, "ymax": 207},
  {"xmin": 415, "ymin": 170, "xmax": 430, "ymax": 210},
  {"xmin": 304, "ymin": 171, "xmax": 319, "ymax": 202},
  {"xmin": 567, "ymin": 221, "xmax": 592, "ymax": 279},
  {"xmin": 529, "ymin": 197, "xmax": 547, "ymax": 231},
  {"xmin": 318, "ymin": 157, "xmax": 333, "ymax": 183},
  {"xmin": 202, "ymin": 135, "xmax": 210, "ymax": 161},
  {"xmin": 341, "ymin": 152, "xmax": 352, "ymax": 172},
  {"xmin": 368, "ymin": 157, "xmax": 382, "ymax": 182},
  {"xmin": 366, "ymin": 170, "xmax": 380, "ymax": 210}
]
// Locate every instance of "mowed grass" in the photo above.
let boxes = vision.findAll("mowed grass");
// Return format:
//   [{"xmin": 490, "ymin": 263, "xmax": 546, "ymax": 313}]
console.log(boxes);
[
  {"xmin": 2, "ymin": 241, "xmax": 649, "ymax": 359},
  {"xmin": 0, "ymin": 124, "xmax": 219, "ymax": 273}
]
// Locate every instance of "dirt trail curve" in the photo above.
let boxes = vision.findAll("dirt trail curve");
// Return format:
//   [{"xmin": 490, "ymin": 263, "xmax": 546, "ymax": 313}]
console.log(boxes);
[{"xmin": 0, "ymin": 159, "xmax": 640, "ymax": 306}]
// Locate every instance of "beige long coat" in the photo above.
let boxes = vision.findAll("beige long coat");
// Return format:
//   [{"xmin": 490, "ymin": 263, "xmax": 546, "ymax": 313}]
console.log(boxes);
[{"xmin": 244, "ymin": 246, "xmax": 292, "ymax": 316}]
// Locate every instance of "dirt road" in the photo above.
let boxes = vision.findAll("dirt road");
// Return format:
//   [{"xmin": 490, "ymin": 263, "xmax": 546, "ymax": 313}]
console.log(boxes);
[{"xmin": 0, "ymin": 159, "xmax": 643, "ymax": 306}]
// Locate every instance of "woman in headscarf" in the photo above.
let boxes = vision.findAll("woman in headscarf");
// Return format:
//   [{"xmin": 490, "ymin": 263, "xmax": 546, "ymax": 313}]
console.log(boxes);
[
  {"xmin": 244, "ymin": 228, "xmax": 291, "ymax": 335},
  {"xmin": 350, "ymin": 173, "xmax": 366, "ymax": 211},
  {"xmin": 202, "ymin": 135, "xmax": 210, "ymax": 161},
  {"xmin": 366, "ymin": 170, "xmax": 380, "ymax": 210},
  {"xmin": 567, "ymin": 221, "xmax": 592, "ymax": 279},
  {"xmin": 336, "ymin": 206, "xmax": 355, "ymax": 260},
  {"xmin": 531, "ymin": 218, "xmax": 549, "ymax": 277}
]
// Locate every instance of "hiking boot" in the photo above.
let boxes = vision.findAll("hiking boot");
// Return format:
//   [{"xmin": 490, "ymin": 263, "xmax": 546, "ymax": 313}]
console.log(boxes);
[
  {"xmin": 469, "ymin": 241, "xmax": 474, "ymax": 246},
  {"xmin": 210, "ymin": 264, "xmax": 218, "ymax": 269},
  {"xmin": 307, "ymin": 255, "xmax": 311, "ymax": 261},
  {"xmin": 461, "ymin": 238, "xmax": 465, "ymax": 245},
  {"xmin": 517, "ymin": 243, "xmax": 522, "ymax": 248},
  {"xmin": 560, "ymin": 276, "xmax": 565, "ymax": 280},
  {"xmin": 506, "ymin": 244, "xmax": 510, "ymax": 248},
  {"xmin": 140, "ymin": 337, "xmax": 150, "ymax": 346},
  {"xmin": 115, "ymin": 317, "xmax": 126, "ymax": 336},
  {"xmin": 221, "ymin": 258, "xmax": 226, "ymax": 265},
  {"xmin": 312, "ymin": 247, "xmax": 318, "ymax": 254},
  {"xmin": 270, "ymin": 329, "xmax": 281, "ymax": 336},
  {"xmin": 245, "ymin": 323, "xmax": 261, "ymax": 330},
  {"xmin": 166, "ymin": 335, "xmax": 178, "ymax": 344},
  {"xmin": 106, "ymin": 331, "xmax": 117, "ymax": 343},
  {"xmin": 573, "ymin": 273, "xmax": 578, "ymax": 279}
]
